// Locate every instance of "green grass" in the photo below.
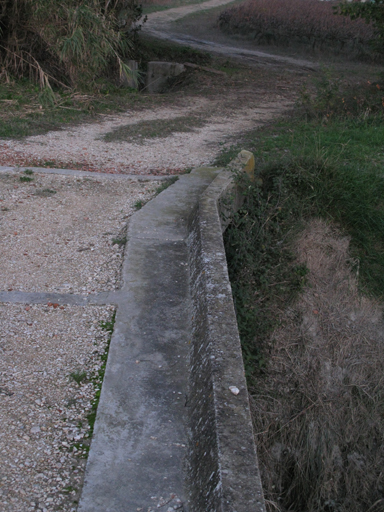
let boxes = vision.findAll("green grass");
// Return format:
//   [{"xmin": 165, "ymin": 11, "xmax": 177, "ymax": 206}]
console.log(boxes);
[
  {"xmin": 69, "ymin": 370, "xmax": 87, "ymax": 385},
  {"xmin": 222, "ymin": 84, "xmax": 384, "ymax": 378},
  {"xmin": 86, "ymin": 312, "xmax": 116, "ymax": 434},
  {"xmin": 0, "ymin": 79, "xmax": 156, "ymax": 139},
  {"xmin": 137, "ymin": 35, "xmax": 211, "ymax": 66}
]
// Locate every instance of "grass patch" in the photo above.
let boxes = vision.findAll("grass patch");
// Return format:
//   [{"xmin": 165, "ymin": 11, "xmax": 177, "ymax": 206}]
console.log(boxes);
[
  {"xmin": 102, "ymin": 115, "xmax": 205, "ymax": 143},
  {"xmin": 112, "ymin": 237, "xmax": 127, "ymax": 246},
  {"xmin": 225, "ymin": 113, "xmax": 384, "ymax": 377},
  {"xmin": 19, "ymin": 175, "xmax": 33, "ymax": 182},
  {"xmin": 137, "ymin": 35, "xmax": 211, "ymax": 66},
  {"xmin": 69, "ymin": 370, "xmax": 87, "ymax": 385}
]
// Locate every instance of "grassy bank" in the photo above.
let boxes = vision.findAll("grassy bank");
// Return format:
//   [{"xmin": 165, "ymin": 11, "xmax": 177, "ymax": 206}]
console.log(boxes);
[{"xmin": 222, "ymin": 72, "xmax": 384, "ymax": 511}]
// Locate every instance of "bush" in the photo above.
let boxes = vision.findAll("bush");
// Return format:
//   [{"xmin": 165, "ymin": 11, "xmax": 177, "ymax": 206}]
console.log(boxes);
[
  {"xmin": 218, "ymin": 0, "xmax": 375, "ymax": 56},
  {"xmin": 0, "ymin": 0, "xmax": 144, "ymax": 89},
  {"xmin": 335, "ymin": 0, "xmax": 384, "ymax": 52}
]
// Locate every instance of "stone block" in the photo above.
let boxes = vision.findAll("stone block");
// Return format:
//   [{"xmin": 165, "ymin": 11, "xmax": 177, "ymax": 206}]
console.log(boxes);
[{"xmin": 146, "ymin": 61, "xmax": 185, "ymax": 94}]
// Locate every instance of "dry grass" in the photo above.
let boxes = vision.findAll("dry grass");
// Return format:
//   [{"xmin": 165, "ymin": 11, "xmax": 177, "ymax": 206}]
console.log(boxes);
[
  {"xmin": 218, "ymin": 0, "xmax": 375, "ymax": 56},
  {"xmin": 251, "ymin": 219, "xmax": 384, "ymax": 512}
]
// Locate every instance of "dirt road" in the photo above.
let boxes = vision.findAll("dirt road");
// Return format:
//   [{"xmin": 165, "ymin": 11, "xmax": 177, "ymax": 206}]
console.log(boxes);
[
  {"xmin": 143, "ymin": 0, "xmax": 318, "ymax": 70},
  {"xmin": 0, "ymin": 0, "xmax": 311, "ymax": 175}
]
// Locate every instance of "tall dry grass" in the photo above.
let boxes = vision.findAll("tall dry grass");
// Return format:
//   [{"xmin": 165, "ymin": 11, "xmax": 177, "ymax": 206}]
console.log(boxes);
[
  {"xmin": 218, "ymin": 0, "xmax": 375, "ymax": 55},
  {"xmin": 251, "ymin": 219, "xmax": 384, "ymax": 512}
]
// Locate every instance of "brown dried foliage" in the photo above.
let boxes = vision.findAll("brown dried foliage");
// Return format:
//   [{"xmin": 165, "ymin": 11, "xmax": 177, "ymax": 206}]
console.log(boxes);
[
  {"xmin": 251, "ymin": 219, "xmax": 384, "ymax": 512},
  {"xmin": 218, "ymin": 0, "xmax": 375, "ymax": 55}
]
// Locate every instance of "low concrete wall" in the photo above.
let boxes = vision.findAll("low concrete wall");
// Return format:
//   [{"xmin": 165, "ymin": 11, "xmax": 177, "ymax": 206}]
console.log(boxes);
[{"xmin": 186, "ymin": 153, "xmax": 266, "ymax": 511}]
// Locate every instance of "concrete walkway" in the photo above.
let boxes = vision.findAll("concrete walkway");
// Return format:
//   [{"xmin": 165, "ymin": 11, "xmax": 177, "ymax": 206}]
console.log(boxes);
[{"xmin": 78, "ymin": 167, "xmax": 221, "ymax": 512}]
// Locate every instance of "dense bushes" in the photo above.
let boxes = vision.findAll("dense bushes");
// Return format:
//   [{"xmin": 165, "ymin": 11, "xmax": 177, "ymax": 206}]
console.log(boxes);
[
  {"xmin": 0, "ymin": 0, "xmax": 144, "ymax": 89},
  {"xmin": 218, "ymin": 0, "xmax": 375, "ymax": 56}
]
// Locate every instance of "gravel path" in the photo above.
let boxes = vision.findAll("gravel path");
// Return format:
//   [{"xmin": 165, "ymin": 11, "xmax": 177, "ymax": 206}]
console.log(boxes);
[
  {"xmin": 0, "ymin": 170, "xmax": 158, "ymax": 512},
  {"xmin": 0, "ymin": 100, "xmax": 291, "ymax": 175},
  {"xmin": 0, "ymin": 2, "xmax": 297, "ymax": 509}
]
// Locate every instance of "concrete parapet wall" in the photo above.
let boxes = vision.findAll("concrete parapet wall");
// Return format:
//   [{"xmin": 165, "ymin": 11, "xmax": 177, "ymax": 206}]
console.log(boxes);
[
  {"xmin": 78, "ymin": 152, "xmax": 265, "ymax": 511},
  {"xmin": 187, "ymin": 154, "xmax": 266, "ymax": 511}
]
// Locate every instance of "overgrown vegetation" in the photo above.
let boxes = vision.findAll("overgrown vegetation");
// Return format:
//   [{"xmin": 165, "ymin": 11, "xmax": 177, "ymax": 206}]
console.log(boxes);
[
  {"xmin": 335, "ymin": 0, "xmax": 384, "ymax": 53},
  {"xmin": 0, "ymin": 0, "xmax": 144, "ymax": 90},
  {"xmin": 223, "ymin": 69, "xmax": 384, "ymax": 511},
  {"xmin": 218, "ymin": 0, "xmax": 377, "ymax": 58}
]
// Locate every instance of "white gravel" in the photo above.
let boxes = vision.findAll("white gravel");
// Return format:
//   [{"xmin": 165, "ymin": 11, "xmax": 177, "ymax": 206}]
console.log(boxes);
[
  {"xmin": 0, "ymin": 171, "xmax": 157, "ymax": 294},
  {"xmin": 0, "ymin": 100, "xmax": 290, "ymax": 174},
  {"xmin": 0, "ymin": 303, "xmax": 115, "ymax": 512},
  {"xmin": 0, "ymin": 170, "xmax": 159, "ymax": 511}
]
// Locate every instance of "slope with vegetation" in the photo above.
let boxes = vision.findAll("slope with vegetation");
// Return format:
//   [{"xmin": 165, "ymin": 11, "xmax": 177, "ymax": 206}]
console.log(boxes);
[
  {"xmin": 221, "ymin": 10, "xmax": 384, "ymax": 510},
  {"xmin": 218, "ymin": 0, "xmax": 378, "ymax": 58}
]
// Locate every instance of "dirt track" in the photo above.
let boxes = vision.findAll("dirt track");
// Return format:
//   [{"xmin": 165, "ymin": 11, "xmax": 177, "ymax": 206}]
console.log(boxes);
[{"xmin": 0, "ymin": 0, "xmax": 312, "ymax": 175}]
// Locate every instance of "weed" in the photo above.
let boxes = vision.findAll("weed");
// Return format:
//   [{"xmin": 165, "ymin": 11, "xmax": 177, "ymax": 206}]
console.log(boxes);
[
  {"xmin": 63, "ymin": 486, "xmax": 75, "ymax": 494},
  {"xmin": 86, "ymin": 311, "xmax": 116, "ymax": 434},
  {"xmin": 35, "ymin": 188, "xmax": 57, "ymax": 197},
  {"xmin": 19, "ymin": 176, "xmax": 33, "ymax": 182},
  {"xmin": 24, "ymin": 169, "xmax": 33, "ymax": 175},
  {"xmin": 134, "ymin": 200, "xmax": 144, "ymax": 210},
  {"xmin": 69, "ymin": 370, "xmax": 87, "ymax": 385},
  {"xmin": 155, "ymin": 176, "xmax": 178, "ymax": 195},
  {"xmin": 224, "ymin": 170, "xmax": 309, "ymax": 378},
  {"xmin": 112, "ymin": 237, "xmax": 127, "ymax": 246}
]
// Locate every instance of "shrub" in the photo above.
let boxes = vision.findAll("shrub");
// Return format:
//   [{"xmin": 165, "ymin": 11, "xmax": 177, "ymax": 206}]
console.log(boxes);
[
  {"xmin": 218, "ymin": 0, "xmax": 375, "ymax": 56},
  {"xmin": 335, "ymin": 0, "xmax": 384, "ymax": 52},
  {"xmin": 0, "ymin": 0, "xmax": 144, "ymax": 89}
]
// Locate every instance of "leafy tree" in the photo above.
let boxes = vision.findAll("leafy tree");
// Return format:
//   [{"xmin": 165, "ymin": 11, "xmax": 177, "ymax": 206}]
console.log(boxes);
[
  {"xmin": 334, "ymin": 0, "xmax": 384, "ymax": 52},
  {"xmin": 0, "ymin": 0, "xmax": 144, "ymax": 88}
]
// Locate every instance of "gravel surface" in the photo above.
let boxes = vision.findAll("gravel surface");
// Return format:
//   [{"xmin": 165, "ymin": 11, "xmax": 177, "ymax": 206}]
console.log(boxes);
[
  {"xmin": 0, "ymin": 171, "xmax": 157, "ymax": 294},
  {"xmin": 0, "ymin": 100, "xmax": 290, "ymax": 175},
  {"xmin": 0, "ymin": 303, "xmax": 115, "ymax": 512},
  {"xmin": 0, "ymin": 7, "xmax": 295, "ymax": 507},
  {"xmin": 0, "ymin": 170, "xmax": 158, "ymax": 511}
]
